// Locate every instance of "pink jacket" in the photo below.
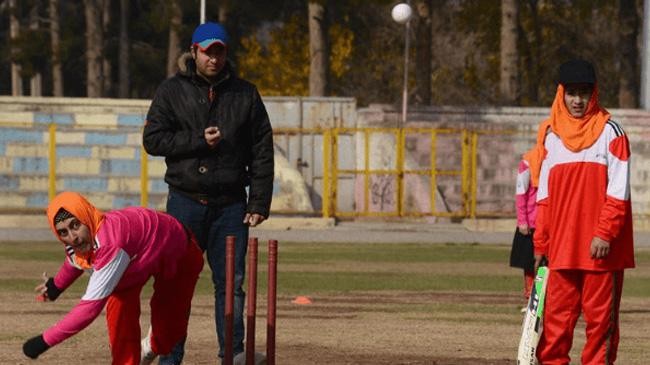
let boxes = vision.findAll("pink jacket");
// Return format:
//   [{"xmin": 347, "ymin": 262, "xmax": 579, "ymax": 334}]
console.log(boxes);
[
  {"xmin": 516, "ymin": 159, "xmax": 538, "ymax": 228},
  {"xmin": 43, "ymin": 208, "xmax": 190, "ymax": 346}
]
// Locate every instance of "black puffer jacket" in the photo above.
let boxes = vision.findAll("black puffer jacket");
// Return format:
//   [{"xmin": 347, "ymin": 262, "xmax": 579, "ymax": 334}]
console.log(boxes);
[{"xmin": 143, "ymin": 54, "xmax": 274, "ymax": 217}]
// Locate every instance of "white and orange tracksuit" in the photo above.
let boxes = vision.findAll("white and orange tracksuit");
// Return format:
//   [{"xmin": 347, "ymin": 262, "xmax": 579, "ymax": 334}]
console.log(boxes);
[
  {"xmin": 533, "ymin": 110, "xmax": 634, "ymax": 365},
  {"xmin": 41, "ymin": 193, "xmax": 204, "ymax": 365}
]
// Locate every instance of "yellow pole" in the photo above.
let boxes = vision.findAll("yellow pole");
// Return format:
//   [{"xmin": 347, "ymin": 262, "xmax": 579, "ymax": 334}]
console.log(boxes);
[
  {"xmin": 470, "ymin": 132, "xmax": 478, "ymax": 218},
  {"xmin": 322, "ymin": 129, "xmax": 332, "ymax": 217},
  {"xmin": 48, "ymin": 123, "xmax": 56, "ymax": 201},
  {"xmin": 396, "ymin": 128, "xmax": 405, "ymax": 217},
  {"xmin": 140, "ymin": 145, "xmax": 149, "ymax": 208},
  {"xmin": 430, "ymin": 130, "xmax": 437, "ymax": 215},
  {"xmin": 461, "ymin": 130, "xmax": 469, "ymax": 216}
]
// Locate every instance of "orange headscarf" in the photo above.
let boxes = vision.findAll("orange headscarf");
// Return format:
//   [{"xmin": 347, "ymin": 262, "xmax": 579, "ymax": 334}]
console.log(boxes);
[
  {"xmin": 548, "ymin": 83, "xmax": 610, "ymax": 152},
  {"xmin": 526, "ymin": 83, "xmax": 609, "ymax": 187},
  {"xmin": 46, "ymin": 192, "xmax": 104, "ymax": 268}
]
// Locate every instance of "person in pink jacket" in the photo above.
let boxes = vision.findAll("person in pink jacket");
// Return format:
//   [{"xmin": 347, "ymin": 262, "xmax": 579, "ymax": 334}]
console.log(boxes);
[
  {"xmin": 509, "ymin": 151, "xmax": 538, "ymax": 305},
  {"xmin": 22, "ymin": 192, "xmax": 204, "ymax": 365}
]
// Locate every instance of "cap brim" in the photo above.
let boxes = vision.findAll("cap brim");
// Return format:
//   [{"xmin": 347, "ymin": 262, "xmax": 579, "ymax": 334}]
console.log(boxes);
[{"xmin": 196, "ymin": 39, "xmax": 226, "ymax": 51}]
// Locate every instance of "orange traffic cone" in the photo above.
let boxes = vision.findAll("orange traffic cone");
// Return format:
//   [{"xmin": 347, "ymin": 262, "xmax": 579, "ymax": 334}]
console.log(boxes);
[{"xmin": 291, "ymin": 296, "xmax": 313, "ymax": 305}]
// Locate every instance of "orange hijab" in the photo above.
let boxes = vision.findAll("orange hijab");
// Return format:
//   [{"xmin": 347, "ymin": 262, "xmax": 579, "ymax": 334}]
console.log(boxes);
[
  {"xmin": 548, "ymin": 83, "xmax": 610, "ymax": 152},
  {"xmin": 527, "ymin": 83, "xmax": 609, "ymax": 187},
  {"xmin": 46, "ymin": 192, "xmax": 104, "ymax": 269}
]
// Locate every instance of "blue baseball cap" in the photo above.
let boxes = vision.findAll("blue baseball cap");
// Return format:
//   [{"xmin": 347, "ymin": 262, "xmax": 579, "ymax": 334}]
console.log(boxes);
[{"xmin": 192, "ymin": 22, "xmax": 229, "ymax": 51}]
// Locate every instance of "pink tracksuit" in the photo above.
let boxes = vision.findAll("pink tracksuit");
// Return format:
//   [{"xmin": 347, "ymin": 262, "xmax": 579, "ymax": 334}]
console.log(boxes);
[{"xmin": 43, "ymin": 207, "xmax": 203, "ymax": 364}]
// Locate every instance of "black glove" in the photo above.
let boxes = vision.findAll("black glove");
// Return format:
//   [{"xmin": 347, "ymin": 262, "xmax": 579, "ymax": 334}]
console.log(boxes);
[
  {"xmin": 23, "ymin": 334, "xmax": 50, "ymax": 359},
  {"xmin": 45, "ymin": 277, "xmax": 62, "ymax": 301}
]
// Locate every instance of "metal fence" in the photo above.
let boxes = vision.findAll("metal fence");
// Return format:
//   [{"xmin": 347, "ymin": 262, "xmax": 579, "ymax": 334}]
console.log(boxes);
[{"xmin": 0, "ymin": 122, "xmax": 541, "ymax": 218}]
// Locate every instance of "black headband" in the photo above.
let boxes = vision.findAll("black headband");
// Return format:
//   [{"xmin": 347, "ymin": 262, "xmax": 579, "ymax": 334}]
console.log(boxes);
[{"xmin": 53, "ymin": 209, "xmax": 74, "ymax": 225}]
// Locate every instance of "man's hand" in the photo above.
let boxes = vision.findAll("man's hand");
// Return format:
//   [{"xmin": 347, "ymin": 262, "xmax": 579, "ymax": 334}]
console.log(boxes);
[
  {"xmin": 517, "ymin": 224, "xmax": 530, "ymax": 236},
  {"xmin": 244, "ymin": 213, "xmax": 266, "ymax": 227},
  {"xmin": 204, "ymin": 126, "xmax": 222, "ymax": 148},
  {"xmin": 590, "ymin": 237, "xmax": 610, "ymax": 259}
]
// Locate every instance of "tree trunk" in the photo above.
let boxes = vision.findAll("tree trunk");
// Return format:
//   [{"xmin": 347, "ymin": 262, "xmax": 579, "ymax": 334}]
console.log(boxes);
[
  {"xmin": 118, "ymin": 0, "xmax": 130, "ymax": 97},
  {"xmin": 218, "ymin": 0, "xmax": 229, "ymax": 23},
  {"xmin": 84, "ymin": 0, "xmax": 103, "ymax": 97},
  {"xmin": 29, "ymin": 5, "xmax": 42, "ymax": 96},
  {"xmin": 499, "ymin": 0, "xmax": 519, "ymax": 104},
  {"xmin": 102, "ymin": 0, "xmax": 112, "ymax": 96},
  {"xmin": 414, "ymin": 0, "xmax": 432, "ymax": 105},
  {"xmin": 618, "ymin": 0, "xmax": 639, "ymax": 108},
  {"xmin": 9, "ymin": 0, "xmax": 23, "ymax": 96},
  {"xmin": 523, "ymin": 0, "xmax": 540, "ymax": 104},
  {"xmin": 49, "ymin": 0, "xmax": 64, "ymax": 96},
  {"xmin": 308, "ymin": 1, "xmax": 329, "ymax": 96},
  {"xmin": 167, "ymin": 0, "xmax": 182, "ymax": 77}
]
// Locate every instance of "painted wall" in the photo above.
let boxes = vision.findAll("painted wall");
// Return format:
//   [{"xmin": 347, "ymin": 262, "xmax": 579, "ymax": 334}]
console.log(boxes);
[{"xmin": 0, "ymin": 96, "xmax": 356, "ymax": 213}]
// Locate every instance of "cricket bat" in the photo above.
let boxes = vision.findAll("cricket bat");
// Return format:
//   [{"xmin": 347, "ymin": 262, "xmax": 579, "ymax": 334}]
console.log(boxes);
[{"xmin": 517, "ymin": 265, "xmax": 549, "ymax": 365}]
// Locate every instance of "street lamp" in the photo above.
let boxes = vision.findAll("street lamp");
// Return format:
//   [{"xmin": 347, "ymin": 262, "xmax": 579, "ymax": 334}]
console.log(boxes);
[{"xmin": 391, "ymin": 2, "xmax": 413, "ymax": 126}]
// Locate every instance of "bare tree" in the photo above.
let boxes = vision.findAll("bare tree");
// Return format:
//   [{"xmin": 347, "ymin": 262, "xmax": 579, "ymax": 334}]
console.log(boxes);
[
  {"xmin": 217, "ymin": 0, "xmax": 229, "ymax": 23},
  {"xmin": 29, "ymin": 5, "xmax": 42, "ymax": 96},
  {"xmin": 118, "ymin": 0, "xmax": 129, "ymax": 97},
  {"xmin": 618, "ymin": 0, "xmax": 639, "ymax": 108},
  {"xmin": 499, "ymin": 0, "xmax": 519, "ymax": 104},
  {"xmin": 49, "ymin": 0, "xmax": 64, "ymax": 96},
  {"xmin": 414, "ymin": 0, "xmax": 432, "ymax": 105},
  {"xmin": 102, "ymin": 0, "xmax": 112, "ymax": 96},
  {"xmin": 308, "ymin": 0, "xmax": 329, "ymax": 96},
  {"xmin": 84, "ymin": 0, "xmax": 103, "ymax": 97},
  {"xmin": 167, "ymin": 0, "xmax": 182, "ymax": 77},
  {"xmin": 9, "ymin": 0, "xmax": 23, "ymax": 96}
]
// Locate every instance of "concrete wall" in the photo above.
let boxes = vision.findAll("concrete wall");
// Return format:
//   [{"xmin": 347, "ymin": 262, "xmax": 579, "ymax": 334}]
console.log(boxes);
[{"xmin": 0, "ymin": 96, "xmax": 356, "ymax": 213}]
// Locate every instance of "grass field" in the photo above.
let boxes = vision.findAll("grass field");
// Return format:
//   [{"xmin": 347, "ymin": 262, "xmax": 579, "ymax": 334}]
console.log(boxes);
[{"xmin": 1, "ymin": 240, "xmax": 649, "ymax": 364}]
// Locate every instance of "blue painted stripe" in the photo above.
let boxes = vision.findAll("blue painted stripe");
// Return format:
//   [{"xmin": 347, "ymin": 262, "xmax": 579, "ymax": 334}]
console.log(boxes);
[
  {"xmin": 85, "ymin": 133, "xmax": 127, "ymax": 145},
  {"xmin": 13, "ymin": 157, "xmax": 49, "ymax": 173},
  {"xmin": 101, "ymin": 160, "xmax": 141, "ymax": 176},
  {"xmin": 57, "ymin": 146, "xmax": 93, "ymax": 157},
  {"xmin": 117, "ymin": 114, "xmax": 145, "ymax": 126},
  {"xmin": 0, "ymin": 129, "xmax": 44, "ymax": 143},
  {"xmin": 0, "ymin": 175, "xmax": 20, "ymax": 189},
  {"xmin": 33, "ymin": 113, "xmax": 75, "ymax": 125},
  {"xmin": 63, "ymin": 177, "xmax": 107, "ymax": 192},
  {"xmin": 26, "ymin": 193, "xmax": 49, "ymax": 208},
  {"xmin": 113, "ymin": 195, "xmax": 140, "ymax": 209},
  {"xmin": 150, "ymin": 179, "xmax": 168, "ymax": 193}
]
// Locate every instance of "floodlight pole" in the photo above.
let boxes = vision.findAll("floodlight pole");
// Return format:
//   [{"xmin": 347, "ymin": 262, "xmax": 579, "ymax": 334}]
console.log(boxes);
[
  {"xmin": 200, "ymin": 0, "xmax": 206, "ymax": 24},
  {"xmin": 401, "ymin": 18, "xmax": 411, "ymax": 126}
]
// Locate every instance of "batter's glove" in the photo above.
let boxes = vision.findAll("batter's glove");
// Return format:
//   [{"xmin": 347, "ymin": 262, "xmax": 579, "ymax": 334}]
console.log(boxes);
[{"xmin": 23, "ymin": 334, "xmax": 50, "ymax": 359}]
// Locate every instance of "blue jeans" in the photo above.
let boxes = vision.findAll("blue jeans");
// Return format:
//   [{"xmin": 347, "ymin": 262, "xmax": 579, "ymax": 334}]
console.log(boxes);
[{"xmin": 159, "ymin": 190, "xmax": 248, "ymax": 364}]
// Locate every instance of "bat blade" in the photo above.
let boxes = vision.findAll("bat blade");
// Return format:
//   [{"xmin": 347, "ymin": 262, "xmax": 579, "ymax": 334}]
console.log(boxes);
[{"xmin": 517, "ymin": 266, "xmax": 549, "ymax": 365}]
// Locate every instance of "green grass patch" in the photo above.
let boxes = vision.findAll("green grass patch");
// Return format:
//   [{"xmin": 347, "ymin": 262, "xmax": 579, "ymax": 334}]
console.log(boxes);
[{"xmin": 2, "ymin": 241, "xmax": 649, "ymax": 298}]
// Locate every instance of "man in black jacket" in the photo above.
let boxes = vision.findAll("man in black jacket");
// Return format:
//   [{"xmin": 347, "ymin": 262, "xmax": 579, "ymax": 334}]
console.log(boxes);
[{"xmin": 143, "ymin": 22, "xmax": 274, "ymax": 364}]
